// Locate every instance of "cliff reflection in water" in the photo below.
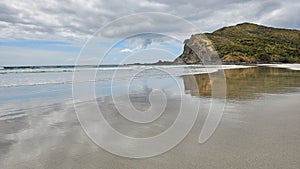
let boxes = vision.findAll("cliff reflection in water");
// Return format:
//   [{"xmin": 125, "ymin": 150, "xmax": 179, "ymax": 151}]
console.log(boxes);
[{"xmin": 183, "ymin": 67, "xmax": 300, "ymax": 100}]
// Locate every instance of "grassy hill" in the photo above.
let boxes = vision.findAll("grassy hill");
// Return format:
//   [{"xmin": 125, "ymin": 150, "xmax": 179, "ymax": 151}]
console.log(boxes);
[{"xmin": 176, "ymin": 23, "xmax": 300, "ymax": 64}]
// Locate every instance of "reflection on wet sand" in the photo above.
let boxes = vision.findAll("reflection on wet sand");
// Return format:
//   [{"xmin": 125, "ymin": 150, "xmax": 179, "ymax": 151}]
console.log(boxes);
[
  {"xmin": 183, "ymin": 67, "xmax": 300, "ymax": 100},
  {"xmin": 1, "ymin": 66, "xmax": 300, "ymax": 169}
]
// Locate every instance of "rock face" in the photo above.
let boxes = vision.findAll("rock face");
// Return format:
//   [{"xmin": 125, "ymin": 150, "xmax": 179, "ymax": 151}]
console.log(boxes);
[
  {"xmin": 175, "ymin": 23, "xmax": 300, "ymax": 64},
  {"xmin": 174, "ymin": 44, "xmax": 200, "ymax": 64},
  {"xmin": 174, "ymin": 34, "xmax": 219, "ymax": 64}
]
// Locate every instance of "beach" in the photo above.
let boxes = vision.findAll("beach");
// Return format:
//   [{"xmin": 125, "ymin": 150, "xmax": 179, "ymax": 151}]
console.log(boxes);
[{"xmin": 0, "ymin": 65, "xmax": 300, "ymax": 169}]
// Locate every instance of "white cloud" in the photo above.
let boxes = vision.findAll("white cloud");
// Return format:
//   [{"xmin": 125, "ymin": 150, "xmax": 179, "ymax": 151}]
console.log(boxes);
[
  {"xmin": 0, "ymin": 0, "xmax": 299, "ymax": 42},
  {"xmin": 139, "ymin": 1, "xmax": 168, "ymax": 9},
  {"xmin": 120, "ymin": 48, "xmax": 134, "ymax": 53}
]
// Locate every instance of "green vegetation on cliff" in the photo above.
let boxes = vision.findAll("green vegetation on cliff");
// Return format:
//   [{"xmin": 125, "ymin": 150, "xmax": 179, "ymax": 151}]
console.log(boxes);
[
  {"xmin": 176, "ymin": 23, "xmax": 300, "ymax": 64},
  {"xmin": 205, "ymin": 23, "xmax": 300, "ymax": 63}
]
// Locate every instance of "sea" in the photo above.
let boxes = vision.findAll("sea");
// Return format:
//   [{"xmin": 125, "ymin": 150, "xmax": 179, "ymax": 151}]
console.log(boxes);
[{"xmin": 0, "ymin": 64, "xmax": 248, "ymax": 101}]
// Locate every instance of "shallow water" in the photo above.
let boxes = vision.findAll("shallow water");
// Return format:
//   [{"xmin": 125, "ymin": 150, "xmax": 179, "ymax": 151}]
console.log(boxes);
[{"xmin": 0, "ymin": 66, "xmax": 299, "ymax": 169}]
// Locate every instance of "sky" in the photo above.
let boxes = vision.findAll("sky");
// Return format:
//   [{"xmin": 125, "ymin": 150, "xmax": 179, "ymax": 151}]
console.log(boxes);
[{"xmin": 0, "ymin": 0, "xmax": 299, "ymax": 66}]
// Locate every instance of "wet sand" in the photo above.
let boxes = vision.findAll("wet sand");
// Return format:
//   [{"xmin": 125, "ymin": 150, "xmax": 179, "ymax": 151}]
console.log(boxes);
[{"xmin": 0, "ymin": 66, "xmax": 300, "ymax": 169}]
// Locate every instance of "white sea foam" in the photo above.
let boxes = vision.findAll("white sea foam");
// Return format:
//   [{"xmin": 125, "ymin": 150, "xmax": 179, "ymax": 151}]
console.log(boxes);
[
  {"xmin": 220, "ymin": 65, "xmax": 255, "ymax": 69},
  {"xmin": 259, "ymin": 64, "xmax": 300, "ymax": 70}
]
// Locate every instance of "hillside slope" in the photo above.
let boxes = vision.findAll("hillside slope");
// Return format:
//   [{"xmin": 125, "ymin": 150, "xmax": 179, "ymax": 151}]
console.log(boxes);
[{"xmin": 175, "ymin": 23, "xmax": 300, "ymax": 64}]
